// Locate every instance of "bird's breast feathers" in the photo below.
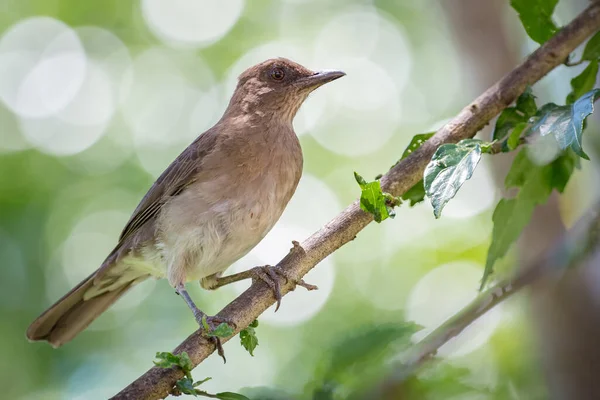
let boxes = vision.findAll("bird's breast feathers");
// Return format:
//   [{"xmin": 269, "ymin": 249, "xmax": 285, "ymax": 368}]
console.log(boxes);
[{"xmin": 155, "ymin": 148, "xmax": 302, "ymax": 284}]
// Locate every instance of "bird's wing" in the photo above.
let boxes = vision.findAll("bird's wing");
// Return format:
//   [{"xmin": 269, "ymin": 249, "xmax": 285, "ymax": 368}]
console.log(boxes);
[{"xmin": 97, "ymin": 129, "xmax": 219, "ymax": 275}]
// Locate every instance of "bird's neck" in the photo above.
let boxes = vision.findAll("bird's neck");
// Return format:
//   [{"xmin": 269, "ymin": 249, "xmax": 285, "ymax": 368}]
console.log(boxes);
[{"xmin": 221, "ymin": 86, "xmax": 302, "ymax": 129}]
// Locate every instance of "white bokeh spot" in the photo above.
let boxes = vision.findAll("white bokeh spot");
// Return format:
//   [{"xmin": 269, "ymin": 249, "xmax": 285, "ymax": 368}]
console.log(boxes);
[
  {"xmin": 0, "ymin": 17, "xmax": 87, "ymax": 119},
  {"xmin": 142, "ymin": 0, "xmax": 245, "ymax": 48},
  {"xmin": 407, "ymin": 261, "xmax": 504, "ymax": 358}
]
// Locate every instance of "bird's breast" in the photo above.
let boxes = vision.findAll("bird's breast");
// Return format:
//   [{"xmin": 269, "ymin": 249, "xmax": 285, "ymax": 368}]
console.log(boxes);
[{"xmin": 157, "ymin": 137, "xmax": 302, "ymax": 281}]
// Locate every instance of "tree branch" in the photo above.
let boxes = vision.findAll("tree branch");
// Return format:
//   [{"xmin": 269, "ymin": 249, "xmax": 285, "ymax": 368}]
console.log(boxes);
[
  {"xmin": 372, "ymin": 201, "xmax": 600, "ymax": 397},
  {"xmin": 112, "ymin": 3, "xmax": 600, "ymax": 399}
]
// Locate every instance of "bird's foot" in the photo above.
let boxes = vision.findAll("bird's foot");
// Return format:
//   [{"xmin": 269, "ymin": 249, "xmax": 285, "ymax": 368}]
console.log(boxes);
[
  {"xmin": 249, "ymin": 265, "xmax": 318, "ymax": 311},
  {"xmin": 194, "ymin": 312, "xmax": 236, "ymax": 363}
]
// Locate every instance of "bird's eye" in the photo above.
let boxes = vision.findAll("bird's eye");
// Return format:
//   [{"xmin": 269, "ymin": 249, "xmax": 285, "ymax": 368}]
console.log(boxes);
[{"xmin": 270, "ymin": 67, "xmax": 285, "ymax": 81}]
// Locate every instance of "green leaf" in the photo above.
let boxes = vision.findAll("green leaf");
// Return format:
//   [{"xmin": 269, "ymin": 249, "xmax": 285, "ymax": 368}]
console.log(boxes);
[
  {"xmin": 566, "ymin": 61, "xmax": 598, "ymax": 104},
  {"xmin": 529, "ymin": 89, "xmax": 600, "ymax": 160},
  {"xmin": 401, "ymin": 132, "xmax": 435, "ymax": 159},
  {"xmin": 354, "ymin": 172, "xmax": 399, "ymax": 223},
  {"xmin": 395, "ymin": 132, "xmax": 435, "ymax": 207},
  {"xmin": 507, "ymin": 122, "xmax": 527, "ymax": 151},
  {"xmin": 178, "ymin": 352, "xmax": 194, "ymax": 373},
  {"xmin": 582, "ymin": 31, "xmax": 600, "ymax": 61},
  {"xmin": 481, "ymin": 149, "xmax": 578, "ymax": 288},
  {"xmin": 154, "ymin": 351, "xmax": 193, "ymax": 374},
  {"xmin": 311, "ymin": 323, "xmax": 421, "ymax": 397},
  {"xmin": 424, "ymin": 139, "xmax": 483, "ymax": 218},
  {"xmin": 176, "ymin": 377, "xmax": 199, "ymax": 396},
  {"xmin": 493, "ymin": 108, "xmax": 527, "ymax": 141},
  {"xmin": 154, "ymin": 352, "xmax": 181, "ymax": 369},
  {"xmin": 510, "ymin": 0, "xmax": 558, "ymax": 44},
  {"xmin": 193, "ymin": 377, "xmax": 212, "ymax": 387},
  {"xmin": 516, "ymin": 87, "xmax": 538, "ymax": 117},
  {"xmin": 209, "ymin": 323, "xmax": 234, "ymax": 338},
  {"xmin": 216, "ymin": 392, "xmax": 251, "ymax": 400},
  {"xmin": 249, "ymin": 319, "xmax": 259, "ymax": 328},
  {"xmin": 550, "ymin": 149, "xmax": 580, "ymax": 193},
  {"xmin": 240, "ymin": 324, "xmax": 259, "ymax": 356},
  {"xmin": 401, "ymin": 180, "xmax": 426, "ymax": 206}
]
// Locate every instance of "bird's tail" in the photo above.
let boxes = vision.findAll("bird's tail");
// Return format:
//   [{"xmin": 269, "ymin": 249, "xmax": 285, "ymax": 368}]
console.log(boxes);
[{"xmin": 26, "ymin": 272, "xmax": 145, "ymax": 348}]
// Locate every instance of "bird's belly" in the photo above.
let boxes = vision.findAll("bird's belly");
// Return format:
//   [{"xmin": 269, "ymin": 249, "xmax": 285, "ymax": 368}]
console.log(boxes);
[{"xmin": 158, "ymin": 182, "xmax": 292, "ymax": 285}]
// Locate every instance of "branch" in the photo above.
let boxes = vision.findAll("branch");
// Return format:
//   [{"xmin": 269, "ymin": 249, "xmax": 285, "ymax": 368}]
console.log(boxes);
[
  {"xmin": 112, "ymin": 4, "xmax": 600, "ymax": 399},
  {"xmin": 372, "ymin": 201, "xmax": 600, "ymax": 396}
]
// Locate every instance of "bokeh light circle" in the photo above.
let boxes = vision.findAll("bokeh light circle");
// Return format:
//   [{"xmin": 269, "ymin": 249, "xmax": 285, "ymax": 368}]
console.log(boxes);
[
  {"xmin": 18, "ymin": 62, "xmax": 115, "ymax": 156},
  {"xmin": 407, "ymin": 261, "xmax": 504, "ymax": 358},
  {"xmin": 74, "ymin": 26, "xmax": 133, "ymax": 105},
  {"xmin": 141, "ymin": 0, "xmax": 245, "ymax": 48},
  {"xmin": 302, "ymin": 57, "xmax": 401, "ymax": 156},
  {"xmin": 0, "ymin": 17, "xmax": 87, "ymax": 118},
  {"xmin": 122, "ymin": 47, "xmax": 218, "ymax": 176}
]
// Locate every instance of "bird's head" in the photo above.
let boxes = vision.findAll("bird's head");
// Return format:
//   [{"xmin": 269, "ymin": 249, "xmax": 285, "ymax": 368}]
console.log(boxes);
[{"xmin": 226, "ymin": 58, "xmax": 345, "ymax": 123}]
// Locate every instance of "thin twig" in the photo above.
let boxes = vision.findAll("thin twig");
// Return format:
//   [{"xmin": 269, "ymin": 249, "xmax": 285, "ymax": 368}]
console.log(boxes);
[
  {"xmin": 111, "ymin": 3, "xmax": 600, "ymax": 399},
  {"xmin": 565, "ymin": 58, "xmax": 586, "ymax": 67}
]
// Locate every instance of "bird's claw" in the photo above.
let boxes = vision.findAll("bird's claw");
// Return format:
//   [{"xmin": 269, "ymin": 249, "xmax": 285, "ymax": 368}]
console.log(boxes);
[
  {"xmin": 250, "ymin": 265, "xmax": 318, "ymax": 311},
  {"xmin": 194, "ymin": 314, "xmax": 236, "ymax": 363}
]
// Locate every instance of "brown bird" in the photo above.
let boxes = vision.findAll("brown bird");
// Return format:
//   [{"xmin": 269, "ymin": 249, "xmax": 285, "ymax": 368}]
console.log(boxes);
[{"xmin": 26, "ymin": 58, "xmax": 344, "ymax": 349}]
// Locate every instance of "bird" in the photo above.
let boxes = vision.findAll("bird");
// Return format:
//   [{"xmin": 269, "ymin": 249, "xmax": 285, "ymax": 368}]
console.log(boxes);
[{"xmin": 26, "ymin": 58, "xmax": 345, "ymax": 350}]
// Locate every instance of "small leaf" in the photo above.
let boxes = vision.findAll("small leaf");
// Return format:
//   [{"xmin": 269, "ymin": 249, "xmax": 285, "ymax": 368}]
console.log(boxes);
[
  {"xmin": 249, "ymin": 319, "xmax": 259, "ymax": 328},
  {"xmin": 216, "ymin": 392, "xmax": 251, "ymax": 400},
  {"xmin": 354, "ymin": 172, "xmax": 391, "ymax": 223},
  {"xmin": 401, "ymin": 132, "xmax": 435, "ymax": 159},
  {"xmin": 209, "ymin": 323, "xmax": 234, "ymax": 338},
  {"xmin": 582, "ymin": 31, "xmax": 600, "ymax": 61},
  {"xmin": 507, "ymin": 122, "xmax": 527, "ymax": 151},
  {"xmin": 510, "ymin": 0, "xmax": 559, "ymax": 45},
  {"xmin": 401, "ymin": 180, "xmax": 426, "ymax": 206},
  {"xmin": 176, "ymin": 377, "xmax": 199, "ymax": 396},
  {"xmin": 193, "ymin": 377, "xmax": 212, "ymax": 387},
  {"xmin": 516, "ymin": 87, "xmax": 537, "ymax": 117},
  {"xmin": 153, "ymin": 352, "xmax": 182, "ymax": 369},
  {"xmin": 424, "ymin": 139, "xmax": 482, "ymax": 218},
  {"xmin": 530, "ymin": 89, "xmax": 600, "ymax": 160},
  {"xmin": 154, "ymin": 351, "xmax": 193, "ymax": 373},
  {"xmin": 178, "ymin": 352, "xmax": 193, "ymax": 373},
  {"xmin": 550, "ymin": 149, "xmax": 580, "ymax": 193},
  {"xmin": 566, "ymin": 61, "xmax": 599, "ymax": 104},
  {"xmin": 353, "ymin": 171, "xmax": 367, "ymax": 186},
  {"xmin": 240, "ymin": 324, "xmax": 259, "ymax": 356},
  {"xmin": 493, "ymin": 108, "xmax": 527, "ymax": 141}
]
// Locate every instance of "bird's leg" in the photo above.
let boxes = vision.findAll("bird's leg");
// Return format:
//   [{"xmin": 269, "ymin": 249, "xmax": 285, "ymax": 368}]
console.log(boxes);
[
  {"xmin": 175, "ymin": 283, "xmax": 234, "ymax": 362},
  {"xmin": 201, "ymin": 266, "xmax": 318, "ymax": 312}
]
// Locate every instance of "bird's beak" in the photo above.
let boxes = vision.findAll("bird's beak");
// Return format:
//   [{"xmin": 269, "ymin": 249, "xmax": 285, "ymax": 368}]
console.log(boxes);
[{"xmin": 298, "ymin": 70, "xmax": 346, "ymax": 89}]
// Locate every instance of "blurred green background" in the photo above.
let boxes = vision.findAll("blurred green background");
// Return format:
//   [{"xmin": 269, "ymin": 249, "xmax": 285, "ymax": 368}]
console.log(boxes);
[{"xmin": 1, "ymin": 0, "xmax": 599, "ymax": 399}]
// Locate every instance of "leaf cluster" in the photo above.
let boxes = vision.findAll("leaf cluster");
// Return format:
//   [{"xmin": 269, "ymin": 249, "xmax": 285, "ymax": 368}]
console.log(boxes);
[
  {"xmin": 403, "ymin": 0, "xmax": 600, "ymax": 288},
  {"xmin": 153, "ymin": 351, "xmax": 249, "ymax": 399}
]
